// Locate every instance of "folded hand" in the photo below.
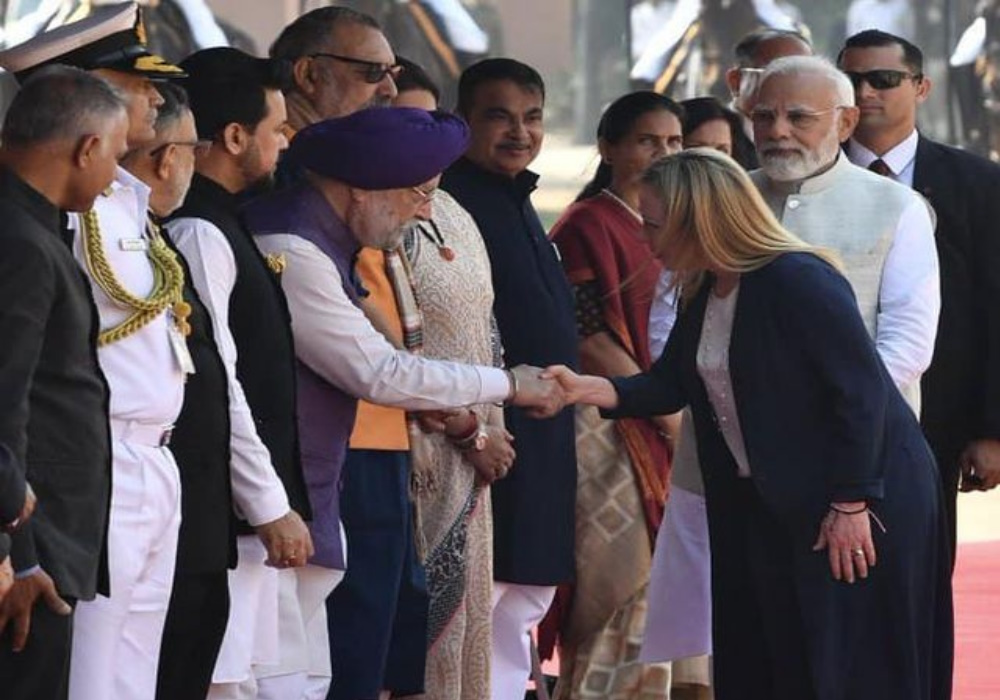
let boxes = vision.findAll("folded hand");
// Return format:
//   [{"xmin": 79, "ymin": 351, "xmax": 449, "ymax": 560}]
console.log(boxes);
[{"xmin": 255, "ymin": 510, "xmax": 314, "ymax": 569}]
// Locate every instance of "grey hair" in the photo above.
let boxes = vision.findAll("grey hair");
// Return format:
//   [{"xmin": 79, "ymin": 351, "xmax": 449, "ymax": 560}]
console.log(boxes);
[
  {"xmin": 2, "ymin": 65, "xmax": 126, "ymax": 147},
  {"xmin": 758, "ymin": 56, "xmax": 855, "ymax": 106},
  {"xmin": 269, "ymin": 7, "xmax": 380, "ymax": 62}
]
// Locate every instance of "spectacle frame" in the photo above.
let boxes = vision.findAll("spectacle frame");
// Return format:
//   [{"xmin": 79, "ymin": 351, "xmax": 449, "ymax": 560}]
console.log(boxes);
[
  {"xmin": 310, "ymin": 53, "xmax": 401, "ymax": 84},
  {"xmin": 749, "ymin": 106, "xmax": 846, "ymax": 130}
]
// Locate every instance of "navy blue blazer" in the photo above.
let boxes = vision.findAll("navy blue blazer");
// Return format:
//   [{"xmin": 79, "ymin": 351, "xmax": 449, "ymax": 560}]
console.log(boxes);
[
  {"xmin": 608, "ymin": 252, "xmax": 934, "ymax": 523},
  {"xmin": 442, "ymin": 157, "xmax": 578, "ymax": 584}
]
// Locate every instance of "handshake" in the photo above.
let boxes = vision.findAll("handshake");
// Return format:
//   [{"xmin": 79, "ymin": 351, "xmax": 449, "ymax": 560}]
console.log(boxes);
[{"xmin": 507, "ymin": 364, "xmax": 579, "ymax": 418}]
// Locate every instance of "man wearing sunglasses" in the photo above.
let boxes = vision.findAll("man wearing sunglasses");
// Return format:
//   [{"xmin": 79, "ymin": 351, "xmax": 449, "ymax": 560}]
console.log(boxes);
[
  {"xmin": 271, "ymin": 6, "xmax": 398, "ymax": 130},
  {"xmin": 840, "ymin": 30, "xmax": 1000, "ymax": 565},
  {"xmin": 269, "ymin": 10, "xmax": 435, "ymax": 700}
]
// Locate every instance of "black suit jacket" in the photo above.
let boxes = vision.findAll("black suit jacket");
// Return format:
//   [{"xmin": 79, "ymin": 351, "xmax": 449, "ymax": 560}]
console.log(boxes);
[
  {"xmin": 913, "ymin": 137, "xmax": 1000, "ymax": 476},
  {"xmin": 0, "ymin": 168, "xmax": 111, "ymax": 599}
]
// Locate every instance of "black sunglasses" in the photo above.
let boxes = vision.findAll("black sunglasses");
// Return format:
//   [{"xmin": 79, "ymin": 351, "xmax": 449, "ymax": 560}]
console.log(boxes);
[
  {"xmin": 844, "ymin": 69, "xmax": 921, "ymax": 91},
  {"xmin": 310, "ymin": 53, "xmax": 401, "ymax": 84}
]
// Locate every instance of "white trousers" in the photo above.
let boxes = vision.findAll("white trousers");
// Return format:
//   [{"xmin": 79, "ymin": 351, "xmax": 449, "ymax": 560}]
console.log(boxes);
[
  {"xmin": 207, "ymin": 536, "xmax": 280, "ymax": 698},
  {"xmin": 68, "ymin": 439, "xmax": 181, "ymax": 700},
  {"xmin": 490, "ymin": 582, "xmax": 556, "ymax": 700},
  {"xmin": 254, "ymin": 565, "xmax": 344, "ymax": 700}
]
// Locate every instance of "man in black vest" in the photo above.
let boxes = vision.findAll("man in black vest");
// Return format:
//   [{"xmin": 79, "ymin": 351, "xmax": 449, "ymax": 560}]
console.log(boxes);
[
  {"xmin": 165, "ymin": 47, "xmax": 313, "ymax": 699},
  {"xmin": 120, "ymin": 80, "xmax": 294, "ymax": 700},
  {"xmin": 0, "ymin": 66, "xmax": 123, "ymax": 700},
  {"xmin": 839, "ymin": 30, "xmax": 1000, "ymax": 566}
]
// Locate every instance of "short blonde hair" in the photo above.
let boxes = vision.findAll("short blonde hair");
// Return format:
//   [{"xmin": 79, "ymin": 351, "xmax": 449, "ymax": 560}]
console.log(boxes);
[{"xmin": 640, "ymin": 148, "xmax": 841, "ymax": 300}]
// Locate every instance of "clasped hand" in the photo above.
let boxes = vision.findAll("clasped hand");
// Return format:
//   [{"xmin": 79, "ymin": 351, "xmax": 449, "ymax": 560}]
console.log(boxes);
[{"xmin": 506, "ymin": 365, "xmax": 567, "ymax": 418}]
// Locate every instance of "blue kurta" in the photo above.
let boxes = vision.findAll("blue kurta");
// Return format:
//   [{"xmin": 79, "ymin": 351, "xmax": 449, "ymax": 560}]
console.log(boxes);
[{"xmin": 442, "ymin": 157, "xmax": 579, "ymax": 584}]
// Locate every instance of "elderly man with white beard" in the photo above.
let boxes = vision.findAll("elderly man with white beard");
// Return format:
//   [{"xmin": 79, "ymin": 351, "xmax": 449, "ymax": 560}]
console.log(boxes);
[{"xmin": 749, "ymin": 55, "xmax": 939, "ymax": 413}]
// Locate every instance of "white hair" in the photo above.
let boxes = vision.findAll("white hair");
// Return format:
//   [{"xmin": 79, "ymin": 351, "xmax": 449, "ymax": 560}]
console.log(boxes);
[{"xmin": 758, "ymin": 55, "xmax": 855, "ymax": 107}]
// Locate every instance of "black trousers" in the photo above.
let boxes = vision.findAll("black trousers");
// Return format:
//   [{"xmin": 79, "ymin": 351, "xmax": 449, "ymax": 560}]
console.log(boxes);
[
  {"xmin": 155, "ymin": 570, "xmax": 230, "ymax": 700},
  {"xmin": 326, "ymin": 449, "xmax": 429, "ymax": 700},
  {"xmin": 0, "ymin": 596, "xmax": 76, "ymax": 700}
]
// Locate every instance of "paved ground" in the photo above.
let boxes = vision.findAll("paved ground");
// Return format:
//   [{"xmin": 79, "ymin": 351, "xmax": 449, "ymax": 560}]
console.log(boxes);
[{"xmin": 956, "ymin": 486, "xmax": 1000, "ymax": 543}]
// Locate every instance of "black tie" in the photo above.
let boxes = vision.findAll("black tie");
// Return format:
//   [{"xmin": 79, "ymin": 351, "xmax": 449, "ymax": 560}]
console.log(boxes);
[{"xmin": 868, "ymin": 158, "xmax": 893, "ymax": 177}]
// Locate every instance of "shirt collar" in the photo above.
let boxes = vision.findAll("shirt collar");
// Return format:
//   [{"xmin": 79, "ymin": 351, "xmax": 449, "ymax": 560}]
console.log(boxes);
[
  {"xmin": 189, "ymin": 172, "xmax": 241, "ymax": 212},
  {"xmin": 846, "ymin": 129, "xmax": 918, "ymax": 175},
  {"xmin": 0, "ymin": 166, "xmax": 62, "ymax": 235},
  {"xmin": 110, "ymin": 166, "xmax": 153, "ymax": 222},
  {"xmin": 450, "ymin": 157, "xmax": 540, "ymax": 198}
]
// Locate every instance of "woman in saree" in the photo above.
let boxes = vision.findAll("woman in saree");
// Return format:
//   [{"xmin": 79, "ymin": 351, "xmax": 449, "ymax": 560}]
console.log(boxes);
[{"xmin": 544, "ymin": 91, "xmax": 686, "ymax": 699}]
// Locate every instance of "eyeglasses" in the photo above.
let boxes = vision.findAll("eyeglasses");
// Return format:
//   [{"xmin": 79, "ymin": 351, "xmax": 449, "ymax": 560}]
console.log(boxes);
[
  {"xmin": 749, "ymin": 106, "xmax": 845, "ymax": 130},
  {"xmin": 843, "ymin": 69, "xmax": 921, "ymax": 91},
  {"xmin": 148, "ymin": 139, "xmax": 212, "ymax": 157},
  {"xmin": 411, "ymin": 186, "xmax": 437, "ymax": 204},
  {"xmin": 310, "ymin": 53, "xmax": 401, "ymax": 84}
]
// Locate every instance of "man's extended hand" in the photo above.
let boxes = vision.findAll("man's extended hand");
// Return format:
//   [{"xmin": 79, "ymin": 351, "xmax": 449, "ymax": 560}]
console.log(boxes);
[
  {"xmin": 0, "ymin": 569, "xmax": 71, "ymax": 651},
  {"xmin": 959, "ymin": 438, "xmax": 1000, "ymax": 491},
  {"xmin": 254, "ymin": 510, "xmax": 314, "ymax": 569},
  {"xmin": 507, "ymin": 365, "xmax": 566, "ymax": 418}
]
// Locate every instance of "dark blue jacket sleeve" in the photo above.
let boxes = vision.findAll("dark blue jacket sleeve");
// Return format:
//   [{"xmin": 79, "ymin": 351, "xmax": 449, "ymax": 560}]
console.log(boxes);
[{"xmin": 602, "ymin": 299, "xmax": 690, "ymax": 418}]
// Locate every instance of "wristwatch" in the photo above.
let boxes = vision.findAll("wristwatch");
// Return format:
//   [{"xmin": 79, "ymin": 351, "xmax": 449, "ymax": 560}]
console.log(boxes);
[{"xmin": 450, "ymin": 414, "xmax": 489, "ymax": 452}]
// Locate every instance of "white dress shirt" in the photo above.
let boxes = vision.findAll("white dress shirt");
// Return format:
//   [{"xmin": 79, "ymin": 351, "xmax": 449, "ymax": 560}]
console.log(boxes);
[
  {"xmin": 254, "ymin": 233, "xmax": 512, "ymax": 408},
  {"xmin": 167, "ymin": 217, "xmax": 290, "ymax": 527},
  {"xmin": 649, "ymin": 269, "xmax": 679, "ymax": 360},
  {"xmin": 846, "ymin": 132, "xmax": 940, "ymax": 389},
  {"xmin": 847, "ymin": 129, "xmax": 919, "ymax": 187},
  {"xmin": 70, "ymin": 167, "xmax": 184, "ymax": 427},
  {"xmin": 870, "ymin": 195, "xmax": 939, "ymax": 389}
]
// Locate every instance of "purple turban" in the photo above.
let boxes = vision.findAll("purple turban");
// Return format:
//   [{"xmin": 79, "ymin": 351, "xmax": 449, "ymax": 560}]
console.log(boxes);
[{"xmin": 287, "ymin": 107, "xmax": 470, "ymax": 190}]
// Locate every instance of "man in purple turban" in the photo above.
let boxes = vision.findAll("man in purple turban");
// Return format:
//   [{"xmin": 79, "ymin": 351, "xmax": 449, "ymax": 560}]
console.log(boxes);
[{"xmin": 242, "ymin": 106, "xmax": 562, "ymax": 699}]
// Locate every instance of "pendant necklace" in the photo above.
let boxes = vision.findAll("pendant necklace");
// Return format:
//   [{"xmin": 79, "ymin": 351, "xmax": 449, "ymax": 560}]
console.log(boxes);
[{"xmin": 420, "ymin": 219, "xmax": 455, "ymax": 261}]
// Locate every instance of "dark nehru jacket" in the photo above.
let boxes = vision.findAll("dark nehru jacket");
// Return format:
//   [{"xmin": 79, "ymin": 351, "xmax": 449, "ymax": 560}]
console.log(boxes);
[
  {"xmin": 442, "ymin": 157, "xmax": 579, "ymax": 584},
  {"xmin": 167, "ymin": 173, "xmax": 311, "ymax": 525},
  {"xmin": 161, "ymin": 230, "xmax": 235, "ymax": 572},
  {"xmin": 0, "ymin": 167, "xmax": 111, "ymax": 599}
]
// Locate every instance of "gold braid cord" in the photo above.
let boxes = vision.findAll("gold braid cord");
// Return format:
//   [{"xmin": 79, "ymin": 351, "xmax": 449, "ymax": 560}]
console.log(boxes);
[{"xmin": 80, "ymin": 210, "xmax": 191, "ymax": 346}]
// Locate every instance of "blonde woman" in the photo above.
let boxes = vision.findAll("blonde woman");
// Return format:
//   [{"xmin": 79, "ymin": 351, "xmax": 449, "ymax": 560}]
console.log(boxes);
[{"xmin": 543, "ymin": 150, "xmax": 952, "ymax": 700}]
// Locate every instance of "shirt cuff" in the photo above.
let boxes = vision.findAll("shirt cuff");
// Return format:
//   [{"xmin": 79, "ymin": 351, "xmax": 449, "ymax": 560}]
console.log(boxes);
[
  {"xmin": 14, "ymin": 564, "xmax": 41, "ymax": 579},
  {"xmin": 237, "ymin": 486, "xmax": 292, "ymax": 528},
  {"xmin": 477, "ymin": 367, "xmax": 512, "ymax": 404}
]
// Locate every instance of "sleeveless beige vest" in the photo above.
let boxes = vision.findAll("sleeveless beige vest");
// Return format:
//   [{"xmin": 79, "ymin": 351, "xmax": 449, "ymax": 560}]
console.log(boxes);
[{"xmin": 751, "ymin": 155, "xmax": 922, "ymax": 412}]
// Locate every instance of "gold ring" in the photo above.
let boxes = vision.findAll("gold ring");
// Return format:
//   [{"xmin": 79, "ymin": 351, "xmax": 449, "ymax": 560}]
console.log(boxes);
[{"xmin": 852, "ymin": 548, "xmax": 864, "ymax": 557}]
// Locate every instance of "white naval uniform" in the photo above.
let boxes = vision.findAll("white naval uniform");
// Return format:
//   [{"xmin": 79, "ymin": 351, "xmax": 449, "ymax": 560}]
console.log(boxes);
[
  {"xmin": 166, "ymin": 215, "xmax": 294, "ymax": 700},
  {"xmin": 67, "ymin": 168, "xmax": 185, "ymax": 700}
]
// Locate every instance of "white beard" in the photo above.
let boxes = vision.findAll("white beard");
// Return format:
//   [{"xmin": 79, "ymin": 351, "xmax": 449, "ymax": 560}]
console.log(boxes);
[{"xmin": 758, "ymin": 130, "xmax": 842, "ymax": 182}]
